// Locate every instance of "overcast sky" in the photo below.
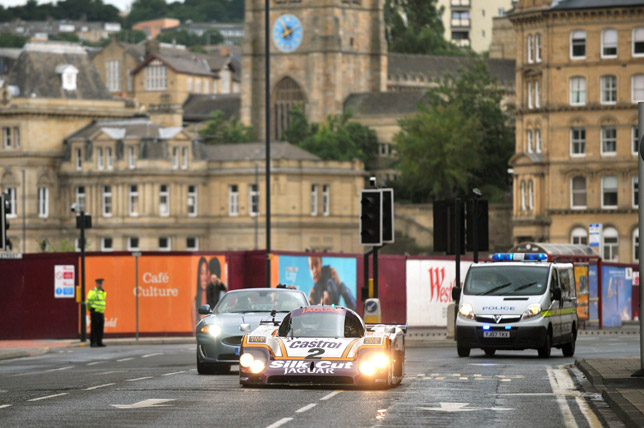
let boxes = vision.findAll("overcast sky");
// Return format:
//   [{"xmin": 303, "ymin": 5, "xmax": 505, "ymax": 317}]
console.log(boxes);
[{"xmin": 0, "ymin": 0, "xmax": 182, "ymax": 13}]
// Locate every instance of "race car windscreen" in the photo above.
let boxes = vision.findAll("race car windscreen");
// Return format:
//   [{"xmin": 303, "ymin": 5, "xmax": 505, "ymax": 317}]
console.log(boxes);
[
  {"xmin": 278, "ymin": 308, "xmax": 365, "ymax": 338},
  {"xmin": 463, "ymin": 265, "xmax": 550, "ymax": 296},
  {"xmin": 214, "ymin": 290, "xmax": 308, "ymax": 314}
]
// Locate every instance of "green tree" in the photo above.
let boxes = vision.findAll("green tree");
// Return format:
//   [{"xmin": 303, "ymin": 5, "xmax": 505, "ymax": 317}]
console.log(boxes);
[
  {"xmin": 126, "ymin": 0, "xmax": 169, "ymax": 27},
  {"xmin": 0, "ymin": 32, "xmax": 27, "ymax": 48},
  {"xmin": 156, "ymin": 28, "xmax": 223, "ymax": 47},
  {"xmin": 50, "ymin": 32, "xmax": 81, "ymax": 43},
  {"xmin": 199, "ymin": 111, "xmax": 256, "ymax": 144},
  {"xmin": 385, "ymin": 0, "xmax": 464, "ymax": 56},
  {"xmin": 113, "ymin": 29, "xmax": 147, "ymax": 44}
]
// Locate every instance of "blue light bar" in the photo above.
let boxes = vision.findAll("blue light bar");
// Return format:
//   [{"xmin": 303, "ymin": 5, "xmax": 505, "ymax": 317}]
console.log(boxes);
[
  {"xmin": 523, "ymin": 253, "xmax": 548, "ymax": 261},
  {"xmin": 505, "ymin": 326, "xmax": 511, "ymax": 330},
  {"xmin": 492, "ymin": 253, "xmax": 514, "ymax": 261},
  {"xmin": 482, "ymin": 325, "xmax": 490, "ymax": 330},
  {"xmin": 492, "ymin": 253, "xmax": 547, "ymax": 262}
]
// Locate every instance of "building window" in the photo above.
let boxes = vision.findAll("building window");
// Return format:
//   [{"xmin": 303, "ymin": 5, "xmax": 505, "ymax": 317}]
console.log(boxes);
[
  {"xmin": 570, "ymin": 127, "xmax": 586, "ymax": 156},
  {"xmin": 601, "ymin": 126, "xmax": 617, "ymax": 155},
  {"xmin": 229, "ymin": 184, "xmax": 239, "ymax": 216},
  {"xmin": 3, "ymin": 127, "xmax": 11, "ymax": 148},
  {"xmin": 144, "ymin": 60, "xmax": 167, "ymax": 90},
  {"xmin": 75, "ymin": 147, "xmax": 82, "ymax": 170},
  {"xmin": 571, "ymin": 227, "xmax": 588, "ymax": 245},
  {"xmin": 535, "ymin": 129, "xmax": 542, "ymax": 153},
  {"xmin": 5, "ymin": 187, "xmax": 16, "ymax": 217},
  {"xmin": 570, "ymin": 30, "xmax": 586, "ymax": 59},
  {"xmin": 519, "ymin": 181, "xmax": 526, "ymax": 211},
  {"xmin": 633, "ymin": 27, "xmax": 644, "ymax": 56},
  {"xmin": 159, "ymin": 184, "xmax": 170, "ymax": 217},
  {"xmin": 571, "ymin": 176, "xmax": 587, "ymax": 209},
  {"xmin": 602, "ymin": 176, "xmax": 618, "ymax": 209},
  {"xmin": 128, "ymin": 146, "xmax": 135, "ymax": 169},
  {"xmin": 37, "ymin": 187, "xmax": 48, "ymax": 218},
  {"xmin": 249, "ymin": 183, "xmax": 259, "ymax": 217},
  {"xmin": 535, "ymin": 80, "xmax": 540, "ymax": 108},
  {"xmin": 633, "ymin": 176, "xmax": 639, "ymax": 208},
  {"xmin": 76, "ymin": 186, "xmax": 85, "ymax": 211},
  {"xmin": 181, "ymin": 147, "xmax": 188, "ymax": 169},
  {"xmin": 527, "ymin": 129, "xmax": 533, "ymax": 153},
  {"xmin": 187, "ymin": 185, "xmax": 197, "ymax": 217},
  {"xmin": 195, "ymin": 78, "xmax": 202, "ymax": 94},
  {"xmin": 127, "ymin": 237, "xmax": 140, "ymax": 251},
  {"xmin": 187, "ymin": 77, "xmax": 193, "ymax": 92},
  {"xmin": 126, "ymin": 68, "xmax": 133, "ymax": 92},
  {"xmin": 323, "ymin": 184, "xmax": 330, "ymax": 216},
  {"xmin": 633, "ymin": 75, "xmax": 644, "ymax": 103},
  {"xmin": 634, "ymin": 229, "xmax": 639, "ymax": 262},
  {"xmin": 172, "ymin": 147, "xmax": 179, "ymax": 169},
  {"xmin": 158, "ymin": 237, "xmax": 171, "ymax": 251},
  {"xmin": 634, "ymin": 126, "xmax": 640, "ymax": 154},
  {"xmin": 601, "ymin": 29, "xmax": 618, "ymax": 58},
  {"xmin": 570, "ymin": 76, "xmax": 586, "ymax": 105},
  {"xmin": 528, "ymin": 180, "xmax": 534, "ymax": 210},
  {"xmin": 527, "ymin": 81, "xmax": 533, "ymax": 109},
  {"xmin": 102, "ymin": 185, "xmax": 112, "ymax": 217},
  {"xmin": 535, "ymin": 33, "xmax": 542, "ymax": 62},
  {"xmin": 204, "ymin": 80, "xmax": 209, "ymax": 94},
  {"xmin": 311, "ymin": 184, "xmax": 318, "ymax": 216},
  {"xmin": 186, "ymin": 236, "xmax": 199, "ymax": 250},
  {"xmin": 600, "ymin": 75, "xmax": 617, "ymax": 104},
  {"xmin": 106, "ymin": 60, "xmax": 121, "ymax": 92},
  {"xmin": 602, "ymin": 227, "xmax": 619, "ymax": 261},
  {"xmin": 13, "ymin": 127, "xmax": 19, "ymax": 148},
  {"xmin": 498, "ymin": 8, "xmax": 505, "ymax": 16},
  {"xmin": 106, "ymin": 147, "xmax": 113, "ymax": 170},
  {"xmin": 527, "ymin": 34, "xmax": 533, "ymax": 63},
  {"xmin": 129, "ymin": 184, "xmax": 139, "ymax": 216},
  {"xmin": 97, "ymin": 147, "xmax": 104, "ymax": 170},
  {"xmin": 101, "ymin": 237, "xmax": 113, "ymax": 252}
]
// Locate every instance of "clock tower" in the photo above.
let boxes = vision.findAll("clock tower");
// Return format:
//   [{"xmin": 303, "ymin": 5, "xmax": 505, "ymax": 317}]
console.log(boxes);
[{"xmin": 241, "ymin": 0, "xmax": 387, "ymax": 141}]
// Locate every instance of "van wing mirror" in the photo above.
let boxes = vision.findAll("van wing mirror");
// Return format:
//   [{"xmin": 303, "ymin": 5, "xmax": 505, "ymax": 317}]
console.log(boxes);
[
  {"xmin": 451, "ymin": 287, "xmax": 461, "ymax": 303},
  {"xmin": 552, "ymin": 288, "xmax": 562, "ymax": 301}
]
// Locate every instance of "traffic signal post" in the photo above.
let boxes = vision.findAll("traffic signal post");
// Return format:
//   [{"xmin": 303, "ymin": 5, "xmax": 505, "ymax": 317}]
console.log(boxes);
[{"xmin": 0, "ymin": 194, "xmax": 10, "ymax": 251}]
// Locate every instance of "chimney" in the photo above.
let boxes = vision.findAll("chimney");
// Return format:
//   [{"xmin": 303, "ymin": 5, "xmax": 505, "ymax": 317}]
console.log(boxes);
[{"xmin": 145, "ymin": 39, "xmax": 160, "ymax": 57}]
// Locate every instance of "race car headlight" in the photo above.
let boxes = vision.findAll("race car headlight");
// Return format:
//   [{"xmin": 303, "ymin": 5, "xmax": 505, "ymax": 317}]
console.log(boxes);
[
  {"xmin": 250, "ymin": 360, "xmax": 265, "ymax": 374},
  {"xmin": 523, "ymin": 303, "xmax": 541, "ymax": 320},
  {"xmin": 371, "ymin": 353, "xmax": 389, "ymax": 369},
  {"xmin": 359, "ymin": 353, "xmax": 389, "ymax": 376},
  {"xmin": 239, "ymin": 353, "xmax": 254, "ymax": 368},
  {"xmin": 200, "ymin": 324, "xmax": 222, "ymax": 338},
  {"xmin": 359, "ymin": 361, "xmax": 376, "ymax": 376},
  {"xmin": 459, "ymin": 304, "xmax": 474, "ymax": 319}
]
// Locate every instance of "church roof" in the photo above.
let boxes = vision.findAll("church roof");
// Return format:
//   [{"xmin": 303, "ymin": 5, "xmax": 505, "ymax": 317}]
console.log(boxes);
[
  {"xmin": 66, "ymin": 117, "xmax": 184, "ymax": 141},
  {"xmin": 344, "ymin": 91, "xmax": 428, "ymax": 116},
  {"xmin": 201, "ymin": 142, "xmax": 320, "ymax": 162},
  {"xmin": 183, "ymin": 93, "xmax": 241, "ymax": 123},
  {"xmin": 550, "ymin": 0, "xmax": 644, "ymax": 9},
  {"xmin": 388, "ymin": 53, "xmax": 515, "ymax": 88}
]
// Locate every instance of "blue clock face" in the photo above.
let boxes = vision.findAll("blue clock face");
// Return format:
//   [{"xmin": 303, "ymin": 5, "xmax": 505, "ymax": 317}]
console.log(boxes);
[{"xmin": 273, "ymin": 14, "xmax": 303, "ymax": 53}]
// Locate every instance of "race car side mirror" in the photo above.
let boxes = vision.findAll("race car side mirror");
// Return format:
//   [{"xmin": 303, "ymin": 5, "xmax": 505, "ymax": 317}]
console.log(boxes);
[
  {"xmin": 240, "ymin": 323, "xmax": 251, "ymax": 332},
  {"xmin": 451, "ymin": 287, "xmax": 461, "ymax": 303},
  {"xmin": 198, "ymin": 304, "xmax": 211, "ymax": 315}
]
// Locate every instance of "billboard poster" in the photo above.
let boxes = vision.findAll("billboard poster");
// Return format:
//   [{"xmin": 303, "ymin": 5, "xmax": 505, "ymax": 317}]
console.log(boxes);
[
  {"xmin": 601, "ymin": 265, "xmax": 632, "ymax": 327},
  {"xmin": 54, "ymin": 265, "xmax": 75, "ymax": 299},
  {"xmin": 276, "ymin": 255, "xmax": 358, "ymax": 311},
  {"xmin": 574, "ymin": 265, "xmax": 589, "ymax": 320},
  {"xmin": 85, "ymin": 255, "xmax": 227, "ymax": 335},
  {"xmin": 588, "ymin": 264, "xmax": 598, "ymax": 324},
  {"xmin": 406, "ymin": 259, "xmax": 472, "ymax": 327}
]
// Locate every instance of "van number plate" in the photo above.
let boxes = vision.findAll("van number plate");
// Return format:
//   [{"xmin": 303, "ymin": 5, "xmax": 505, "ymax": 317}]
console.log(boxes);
[{"xmin": 483, "ymin": 331, "xmax": 510, "ymax": 338}]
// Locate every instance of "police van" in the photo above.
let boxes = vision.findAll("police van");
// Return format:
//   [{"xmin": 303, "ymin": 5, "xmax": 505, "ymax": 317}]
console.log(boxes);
[{"xmin": 453, "ymin": 253, "xmax": 577, "ymax": 358}]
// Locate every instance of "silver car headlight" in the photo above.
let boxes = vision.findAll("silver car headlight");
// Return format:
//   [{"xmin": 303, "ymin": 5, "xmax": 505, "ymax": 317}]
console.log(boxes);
[
  {"xmin": 199, "ymin": 324, "xmax": 222, "ymax": 338},
  {"xmin": 523, "ymin": 304, "xmax": 541, "ymax": 320},
  {"xmin": 458, "ymin": 303, "xmax": 474, "ymax": 319}
]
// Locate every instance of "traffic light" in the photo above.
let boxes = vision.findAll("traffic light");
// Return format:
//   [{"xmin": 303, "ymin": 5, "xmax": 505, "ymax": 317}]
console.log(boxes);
[
  {"xmin": 0, "ymin": 194, "xmax": 9, "ymax": 251},
  {"xmin": 433, "ymin": 199, "xmax": 465, "ymax": 255},
  {"xmin": 381, "ymin": 188, "xmax": 395, "ymax": 244},
  {"xmin": 360, "ymin": 189, "xmax": 382, "ymax": 246},
  {"xmin": 466, "ymin": 199, "xmax": 489, "ymax": 252}
]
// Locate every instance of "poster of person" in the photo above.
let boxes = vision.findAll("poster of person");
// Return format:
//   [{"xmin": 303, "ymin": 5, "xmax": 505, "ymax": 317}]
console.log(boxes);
[
  {"xmin": 589, "ymin": 265, "xmax": 598, "ymax": 324},
  {"xmin": 601, "ymin": 265, "xmax": 631, "ymax": 327},
  {"xmin": 277, "ymin": 255, "xmax": 357, "ymax": 310},
  {"xmin": 574, "ymin": 265, "xmax": 589, "ymax": 320}
]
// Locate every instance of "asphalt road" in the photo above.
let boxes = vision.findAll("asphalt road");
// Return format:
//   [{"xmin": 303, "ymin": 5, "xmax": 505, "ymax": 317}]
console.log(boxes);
[{"xmin": 0, "ymin": 335, "xmax": 638, "ymax": 428}]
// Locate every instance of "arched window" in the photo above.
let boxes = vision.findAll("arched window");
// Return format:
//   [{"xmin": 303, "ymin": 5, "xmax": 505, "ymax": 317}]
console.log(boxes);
[
  {"xmin": 633, "ymin": 228, "xmax": 639, "ymax": 262},
  {"xmin": 571, "ymin": 227, "xmax": 588, "ymax": 245},
  {"xmin": 272, "ymin": 77, "xmax": 306, "ymax": 141},
  {"xmin": 528, "ymin": 180, "xmax": 534, "ymax": 210},
  {"xmin": 535, "ymin": 129, "xmax": 542, "ymax": 153},
  {"xmin": 602, "ymin": 227, "xmax": 619, "ymax": 261},
  {"xmin": 527, "ymin": 129, "xmax": 533, "ymax": 152},
  {"xmin": 520, "ymin": 181, "xmax": 526, "ymax": 211}
]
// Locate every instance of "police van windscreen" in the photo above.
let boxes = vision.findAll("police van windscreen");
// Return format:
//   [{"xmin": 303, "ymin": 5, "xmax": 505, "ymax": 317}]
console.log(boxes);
[{"xmin": 463, "ymin": 265, "xmax": 549, "ymax": 296}]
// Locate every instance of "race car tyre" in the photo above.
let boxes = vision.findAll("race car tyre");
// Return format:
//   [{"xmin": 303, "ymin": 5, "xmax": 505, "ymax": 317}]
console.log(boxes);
[
  {"xmin": 537, "ymin": 332, "xmax": 552, "ymax": 358},
  {"xmin": 562, "ymin": 329, "xmax": 576, "ymax": 357},
  {"xmin": 457, "ymin": 345, "xmax": 470, "ymax": 357},
  {"xmin": 483, "ymin": 348, "xmax": 496, "ymax": 357}
]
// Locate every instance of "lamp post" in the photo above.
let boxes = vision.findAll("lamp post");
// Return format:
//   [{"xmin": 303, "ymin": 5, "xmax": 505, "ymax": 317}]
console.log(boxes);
[
  {"xmin": 264, "ymin": 0, "xmax": 272, "ymax": 287},
  {"xmin": 472, "ymin": 188, "xmax": 482, "ymax": 263},
  {"xmin": 73, "ymin": 204, "xmax": 91, "ymax": 343}
]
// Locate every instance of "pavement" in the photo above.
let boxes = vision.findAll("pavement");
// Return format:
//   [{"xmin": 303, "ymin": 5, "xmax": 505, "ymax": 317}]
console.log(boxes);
[{"xmin": 3, "ymin": 326, "xmax": 644, "ymax": 427}]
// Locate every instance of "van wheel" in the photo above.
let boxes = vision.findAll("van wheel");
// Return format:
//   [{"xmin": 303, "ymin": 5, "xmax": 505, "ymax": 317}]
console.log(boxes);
[
  {"xmin": 537, "ymin": 332, "xmax": 551, "ymax": 358},
  {"xmin": 457, "ymin": 345, "xmax": 470, "ymax": 357},
  {"xmin": 483, "ymin": 348, "xmax": 496, "ymax": 357},
  {"xmin": 562, "ymin": 329, "xmax": 576, "ymax": 357}
]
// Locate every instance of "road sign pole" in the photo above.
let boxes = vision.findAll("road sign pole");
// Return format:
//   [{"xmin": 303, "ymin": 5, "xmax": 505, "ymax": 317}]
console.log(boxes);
[{"xmin": 635, "ymin": 102, "xmax": 644, "ymax": 376}]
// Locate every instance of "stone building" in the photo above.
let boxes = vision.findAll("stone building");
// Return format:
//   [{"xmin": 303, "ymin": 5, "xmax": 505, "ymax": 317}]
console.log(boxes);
[{"xmin": 509, "ymin": 0, "xmax": 644, "ymax": 262}]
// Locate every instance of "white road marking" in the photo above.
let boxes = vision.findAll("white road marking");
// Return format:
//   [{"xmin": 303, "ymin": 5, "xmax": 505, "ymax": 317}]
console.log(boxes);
[
  {"xmin": 117, "ymin": 358, "xmax": 134, "ymax": 362},
  {"xmin": 162, "ymin": 371, "xmax": 186, "ymax": 376},
  {"xmin": 265, "ymin": 417, "xmax": 293, "ymax": 428},
  {"xmin": 45, "ymin": 366, "xmax": 74, "ymax": 372},
  {"xmin": 142, "ymin": 353, "xmax": 163, "ymax": 358},
  {"xmin": 28, "ymin": 393, "xmax": 69, "ymax": 402},
  {"xmin": 87, "ymin": 361, "xmax": 104, "ymax": 366},
  {"xmin": 111, "ymin": 399, "xmax": 174, "ymax": 409},
  {"xmin": 96, "ymin": 371, "xmax": 120, "ymax": 375},
  {"xmin": 547, "ymin": 367, "xmax": 579, "ymax": 428},
  {"xmin": 296, "ymin": 403, "xmax": 317, "ymax": 413},
  {"xmin": 419, "ymin": 402, "xmax": 513, "ymax": 412},
  {"xmin": 84, "ymin": 383, "xmax": 115, "ymax": 391},
  {"xmin": 575, "ymin": 396, "xmax": 603, "ymax": 428},
  {"xmin": 320, "ymin": 391, "xmax": 342, "ymax": 401},
  {"xmin": 126, "ymin": 377, "xmax": 153, "ymax": 382},
  {"xmin": 0, "ymin": 404, "xmax": 12, "ymax": 409}
]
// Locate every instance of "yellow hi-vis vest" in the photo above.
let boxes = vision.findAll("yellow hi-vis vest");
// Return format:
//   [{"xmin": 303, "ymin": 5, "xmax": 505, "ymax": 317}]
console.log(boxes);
[{"xmin": 87, "ymin": 288, "xmax": 106, "ymax": 313}]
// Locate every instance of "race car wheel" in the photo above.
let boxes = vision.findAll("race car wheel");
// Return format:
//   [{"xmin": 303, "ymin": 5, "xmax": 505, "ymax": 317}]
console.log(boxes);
[
  {"xmin": 457, "ymin": 344, "xmax": 470, "ymax": 357},
  {"xmin": 483, "ymin": 348, "xmax": 496, "ymax": 357}
]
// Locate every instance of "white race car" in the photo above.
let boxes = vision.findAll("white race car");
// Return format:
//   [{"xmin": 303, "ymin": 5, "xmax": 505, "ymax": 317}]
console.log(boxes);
[{"xmin": 238, "ymin": 305, "xmax": 406, "ymax": 388}]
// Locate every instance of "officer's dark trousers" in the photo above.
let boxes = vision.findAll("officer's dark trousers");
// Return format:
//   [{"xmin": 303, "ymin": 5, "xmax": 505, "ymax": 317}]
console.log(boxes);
[{"xmin": 90, "ymin": 311, "xmax": 105, "ymax": 345}]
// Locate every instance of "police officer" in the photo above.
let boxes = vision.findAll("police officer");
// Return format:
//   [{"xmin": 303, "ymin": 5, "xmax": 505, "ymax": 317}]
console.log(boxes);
[{"xmin": 87, "ymin": 278, "xmax": 107, "ymax": 347}]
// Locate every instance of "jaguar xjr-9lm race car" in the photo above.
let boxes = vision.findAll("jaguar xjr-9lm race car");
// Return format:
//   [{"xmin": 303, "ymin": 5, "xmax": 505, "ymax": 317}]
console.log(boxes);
[{"xmin": 238, "ymin": 305, "xmax": 406, "ymax": 388}]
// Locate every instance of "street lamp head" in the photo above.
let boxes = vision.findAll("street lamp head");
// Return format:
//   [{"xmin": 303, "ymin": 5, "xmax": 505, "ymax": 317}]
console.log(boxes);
[
  {"xmin": 369, "ymin": 176, "xmax": 377, "ymax": 188},
  {"xmin": 70, "ymin": 203, "xmax": 78, "ymax": 213},
  {"xmin": 472, "ymin": 188, "xmax": 482, "ymax": 197}
]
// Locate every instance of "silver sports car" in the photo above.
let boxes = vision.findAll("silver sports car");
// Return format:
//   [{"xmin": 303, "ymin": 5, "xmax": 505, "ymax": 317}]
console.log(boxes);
[{"xmin": 196, "ymin": 287, "xmax": 309, "ymax": 374}]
